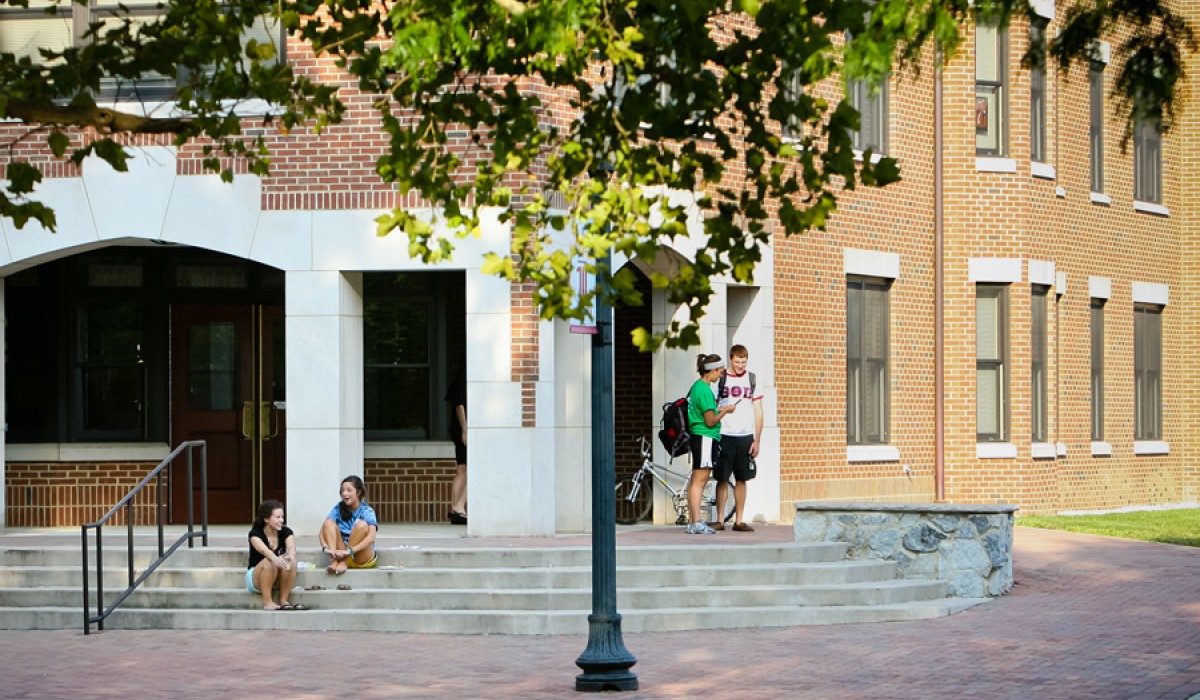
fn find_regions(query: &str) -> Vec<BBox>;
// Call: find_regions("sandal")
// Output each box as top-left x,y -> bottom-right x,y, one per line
279,603 -> 310,611
305,585 -> 325,591
336,584 -> 352,591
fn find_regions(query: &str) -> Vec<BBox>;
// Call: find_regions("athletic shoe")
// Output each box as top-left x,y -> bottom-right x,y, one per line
732,522 -> 754,532
708,521 -> 725,531
686,521 -> 716,535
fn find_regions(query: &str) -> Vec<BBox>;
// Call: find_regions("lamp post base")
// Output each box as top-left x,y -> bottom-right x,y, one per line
575,613 -> 638,692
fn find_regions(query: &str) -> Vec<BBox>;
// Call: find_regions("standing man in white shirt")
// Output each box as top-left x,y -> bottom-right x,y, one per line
713,344 -> 764,532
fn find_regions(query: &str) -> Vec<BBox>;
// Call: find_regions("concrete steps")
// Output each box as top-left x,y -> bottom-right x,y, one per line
0,541 -> 987,634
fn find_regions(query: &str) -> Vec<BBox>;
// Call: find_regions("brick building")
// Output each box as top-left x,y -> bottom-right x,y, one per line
0,3 -> 1194,534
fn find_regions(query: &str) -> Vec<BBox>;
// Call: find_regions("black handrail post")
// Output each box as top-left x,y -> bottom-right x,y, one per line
81,525 -> 90,634
95,525 -> 105,632
199,444 -> 208,547
575,246 -> 638,692
156,471 -> 164,557
186,450 -> 195,548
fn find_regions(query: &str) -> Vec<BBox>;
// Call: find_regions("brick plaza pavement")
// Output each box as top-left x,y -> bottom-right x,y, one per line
1,525 -> 1198,699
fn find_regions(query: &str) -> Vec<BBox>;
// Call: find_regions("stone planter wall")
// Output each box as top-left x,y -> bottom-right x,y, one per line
793,502 -> 1019,598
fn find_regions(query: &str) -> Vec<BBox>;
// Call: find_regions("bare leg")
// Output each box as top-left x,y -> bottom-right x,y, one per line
734,480 -> 748,524
687,469 -> 711,525
348,520 -> 374,566
450,463 -> 467,515
276,562 -> 297,605
715,481 -> 730,524
319,519 -> 346,574
253,560 -> 280,609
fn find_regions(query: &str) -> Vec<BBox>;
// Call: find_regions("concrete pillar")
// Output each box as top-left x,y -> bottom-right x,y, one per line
0,280 -> 6,528
285,271 -> 364,529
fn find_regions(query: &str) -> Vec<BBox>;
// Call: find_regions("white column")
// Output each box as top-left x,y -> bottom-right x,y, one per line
0,280 -> 6,528
284,271 -> 364,529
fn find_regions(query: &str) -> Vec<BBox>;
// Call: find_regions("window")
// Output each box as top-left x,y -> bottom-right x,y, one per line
846,277 -> 890,445
1089,61 -> 1105,193
1029,19 -> 1047,163
1090,299 -> 1104,441
363,272 -> 465,441
1134,114 -> 1163,204
975,20 -> 1008,156
1134,304 -> 1162,440
976,284 -> 1009,442
0,0 -> 283,99
848,76 -> 889,154
780,63 -> 805,140
1030,286 -> 1048,442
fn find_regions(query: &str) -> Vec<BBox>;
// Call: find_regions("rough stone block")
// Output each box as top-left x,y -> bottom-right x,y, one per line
902,523 -> 946,553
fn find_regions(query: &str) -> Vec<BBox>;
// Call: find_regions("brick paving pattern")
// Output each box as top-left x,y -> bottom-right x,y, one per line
1,526 -> 1198,699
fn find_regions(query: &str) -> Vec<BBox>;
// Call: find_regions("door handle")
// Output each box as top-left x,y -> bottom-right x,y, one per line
241,401 -> 255,440
260,402 -> 279,441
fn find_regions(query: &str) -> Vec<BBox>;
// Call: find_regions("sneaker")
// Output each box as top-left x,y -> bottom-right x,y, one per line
686,521 -> 716,535
708,521 -> 725,531
732,522 -> 754,532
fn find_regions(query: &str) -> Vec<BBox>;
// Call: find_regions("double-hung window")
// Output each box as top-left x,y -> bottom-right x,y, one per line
1134,304 -> 1163,440
1030,286 -> 1048,442
846,277 -> 890,445
1134,113 -> 1163,204
1089,61 -> 1105,193
977,284 -> 1010,442
975,19 -> 1008,156
1029,18 -> 1048,164
1090,299 -> 1105,441
848,76 -> 889,154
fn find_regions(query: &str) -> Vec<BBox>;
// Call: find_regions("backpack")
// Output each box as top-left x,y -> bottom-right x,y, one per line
657,396 -> 692,458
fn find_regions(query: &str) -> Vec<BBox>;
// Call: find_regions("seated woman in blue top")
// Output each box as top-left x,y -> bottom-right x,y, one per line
318,475 -> 379,575
247,499 -> 303,610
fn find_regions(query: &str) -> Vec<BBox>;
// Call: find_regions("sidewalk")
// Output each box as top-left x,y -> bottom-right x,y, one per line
2,526 -> 1199,699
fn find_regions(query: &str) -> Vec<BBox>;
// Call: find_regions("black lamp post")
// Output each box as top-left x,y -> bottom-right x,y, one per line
575,169 -> 638,692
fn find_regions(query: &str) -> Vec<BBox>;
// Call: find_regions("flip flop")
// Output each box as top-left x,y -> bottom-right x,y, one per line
332,568 -> 347,576
336,584 -> 352,591
263,604 -> 281,611
305,585 -> 325,591
279,603 -> 310,611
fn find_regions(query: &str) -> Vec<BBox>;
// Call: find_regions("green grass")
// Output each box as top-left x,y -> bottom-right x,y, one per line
1018,508 -> 1200,547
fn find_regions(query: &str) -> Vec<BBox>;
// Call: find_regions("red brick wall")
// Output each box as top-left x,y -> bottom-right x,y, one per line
363,458 -> 458,522
5,462 -> 161,527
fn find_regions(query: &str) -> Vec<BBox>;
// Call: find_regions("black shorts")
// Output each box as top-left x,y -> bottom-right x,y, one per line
451,435 -> 467,465
714,434 -> 756,483
689,434 -> 721,470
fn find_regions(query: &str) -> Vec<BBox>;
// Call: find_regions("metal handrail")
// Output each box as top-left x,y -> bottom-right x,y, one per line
81,440 -> 208,634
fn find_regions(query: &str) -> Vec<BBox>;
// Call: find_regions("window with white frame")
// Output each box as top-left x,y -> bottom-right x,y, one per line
977,284 -> 1009,442
1029,18 -> 1048,164
1030,285 -> 1048,442
848,76 -> 889,154
779,63 -> 805,141
1089,61 -> 1105,193
975,19 -> 1008,156
1134,304 -> 1162,440
846,276 -> 890,445
1090,299 -> 1104,441
1134,113 -> 1163,204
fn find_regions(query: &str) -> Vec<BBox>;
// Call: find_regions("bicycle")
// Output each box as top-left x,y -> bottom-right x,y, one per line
615,436 -> 736,526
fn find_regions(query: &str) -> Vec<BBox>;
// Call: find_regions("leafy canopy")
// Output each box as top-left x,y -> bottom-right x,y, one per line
0,0 -> 1192,348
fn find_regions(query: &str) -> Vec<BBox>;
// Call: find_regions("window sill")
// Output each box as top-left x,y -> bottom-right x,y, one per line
6,442 -> 170,462
1089,192 -> 1112,206
977,442 -> 1017,459
853,150 -> 886,164
847,445 -> 901,462
365,441 -> 455,460
1133,201 -> 1170,217
1057,442 -> 1068,457
976,157 -> 1017,173
1091,441 -> 1113,457
1030,442 -> 1056,459
1133,440 -> 1169,455
1030,162 -> 1056,179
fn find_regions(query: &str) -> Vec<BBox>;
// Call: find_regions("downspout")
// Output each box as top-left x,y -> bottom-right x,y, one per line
934,46 -> 946,502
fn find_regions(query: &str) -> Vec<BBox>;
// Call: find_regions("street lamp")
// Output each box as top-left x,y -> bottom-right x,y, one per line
575,165 -> 638,692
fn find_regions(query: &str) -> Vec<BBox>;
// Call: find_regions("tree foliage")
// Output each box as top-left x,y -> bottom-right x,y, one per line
0,0 -> 1192,348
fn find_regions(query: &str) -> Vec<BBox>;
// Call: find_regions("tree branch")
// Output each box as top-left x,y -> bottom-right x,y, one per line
4,100 -> 195,134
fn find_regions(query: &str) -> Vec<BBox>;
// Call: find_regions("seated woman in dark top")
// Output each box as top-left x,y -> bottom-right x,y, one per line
247,499 -> 304,610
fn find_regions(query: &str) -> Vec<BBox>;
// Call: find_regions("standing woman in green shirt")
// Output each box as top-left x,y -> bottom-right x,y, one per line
685,353 -> 738,534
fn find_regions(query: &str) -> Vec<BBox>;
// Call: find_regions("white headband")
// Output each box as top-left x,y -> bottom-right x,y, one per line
703,359 -> 724,371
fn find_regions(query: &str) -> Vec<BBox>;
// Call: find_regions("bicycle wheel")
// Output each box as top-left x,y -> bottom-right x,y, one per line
615,476 -> 653,525
701,480 -> 737,524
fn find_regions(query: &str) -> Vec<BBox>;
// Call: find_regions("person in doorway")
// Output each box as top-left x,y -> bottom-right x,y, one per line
685,353 -> 738,535
445,366 -> 468,525
247,499 -> 305,610
318,475 -> 379,574
713,344 -> 765,532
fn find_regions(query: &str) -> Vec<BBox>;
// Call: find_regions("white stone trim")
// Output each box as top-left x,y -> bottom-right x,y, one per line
1031,162 -> 1056,179
1055,271 -> 1068,296
1089,40 -> 1111,65
1134,201 -> 1170,217
1030,442 -> 1056,459
847,445 -> 901,462
969,258 -> 1022,284
977,442 -> 1017,459
1055,186 -> 1066,198
1089,276 -> 1111,300
1090,192 -> 1112,206
1031,0 -> 1055,20
1132,282 -> 1169,306
5,443 -> 171,462
365,442 -> 456,460
976,157 -> 1017,173
1028,259 -> 1056,287
1133,440 -> 1169,455
843,248 -> 900,280
1091,441 -> 1113,457
1056,442 -> 1067,456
